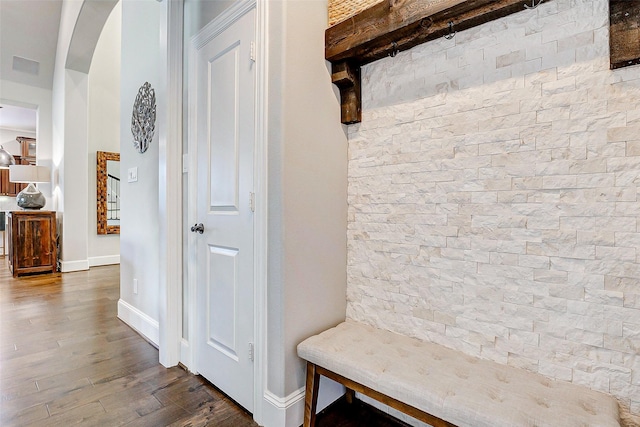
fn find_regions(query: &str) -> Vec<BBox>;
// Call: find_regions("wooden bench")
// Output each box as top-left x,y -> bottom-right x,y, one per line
297,321 -> 621,427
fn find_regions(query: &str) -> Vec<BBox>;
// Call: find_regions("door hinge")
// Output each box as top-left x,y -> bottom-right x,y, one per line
249,343 -> 254,362
250,41 -> 256,62
249,192 -> 255,212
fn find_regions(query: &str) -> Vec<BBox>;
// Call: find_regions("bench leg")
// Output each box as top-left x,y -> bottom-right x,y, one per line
304,362 -> 321,427
345,388 -> 355,404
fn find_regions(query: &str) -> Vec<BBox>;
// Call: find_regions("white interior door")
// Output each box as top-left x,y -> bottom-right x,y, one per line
193,8 -> 256,412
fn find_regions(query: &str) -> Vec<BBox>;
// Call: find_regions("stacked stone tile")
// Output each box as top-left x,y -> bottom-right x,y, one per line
346,0 -> 640,424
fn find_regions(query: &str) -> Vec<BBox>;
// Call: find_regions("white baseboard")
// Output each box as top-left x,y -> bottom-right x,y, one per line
260,377 -> 344,427
89,255 -> 120,267
117,299 -> 159,346
60,259 -> 90,272
262,388 -> 305,427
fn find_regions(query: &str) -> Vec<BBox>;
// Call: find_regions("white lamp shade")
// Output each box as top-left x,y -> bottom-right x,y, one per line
9,165 -> 50,183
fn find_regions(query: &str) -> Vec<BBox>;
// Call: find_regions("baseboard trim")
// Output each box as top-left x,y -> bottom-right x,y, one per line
60,259 -> 90,272
260,377 -> 344,427
88,255 -> 120,267
117,299 -> 159,346
262,388 -> 305,427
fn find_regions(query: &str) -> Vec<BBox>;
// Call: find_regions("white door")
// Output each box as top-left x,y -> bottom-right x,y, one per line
193,9 -> 256,412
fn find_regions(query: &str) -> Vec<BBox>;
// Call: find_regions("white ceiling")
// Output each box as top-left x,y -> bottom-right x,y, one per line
0,104 -> 37,133
0,0 -> 62,132
0,0 -> 63,91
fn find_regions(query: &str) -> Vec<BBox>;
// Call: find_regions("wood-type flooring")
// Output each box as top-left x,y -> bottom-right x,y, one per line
0,260 -> 408,427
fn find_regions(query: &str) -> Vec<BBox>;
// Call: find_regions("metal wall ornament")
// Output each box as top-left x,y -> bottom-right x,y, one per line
131,82 -> 157,154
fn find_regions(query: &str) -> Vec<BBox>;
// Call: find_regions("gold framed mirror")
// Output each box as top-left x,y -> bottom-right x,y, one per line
97,151 -> 120,235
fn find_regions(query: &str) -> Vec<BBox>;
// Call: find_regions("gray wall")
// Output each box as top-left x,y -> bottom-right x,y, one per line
87,2 -> 120,265
119,0 -> 163,335
268,0 -> 349,398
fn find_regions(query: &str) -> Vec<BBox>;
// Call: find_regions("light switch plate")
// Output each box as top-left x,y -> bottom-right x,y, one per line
128,167 -> 138,183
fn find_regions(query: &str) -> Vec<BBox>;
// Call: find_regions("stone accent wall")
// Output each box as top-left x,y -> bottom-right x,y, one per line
346,0 -> 640,422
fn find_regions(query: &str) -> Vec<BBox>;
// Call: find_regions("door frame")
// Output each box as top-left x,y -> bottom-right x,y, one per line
160,0 -> 184,369
182,0 -> 268,423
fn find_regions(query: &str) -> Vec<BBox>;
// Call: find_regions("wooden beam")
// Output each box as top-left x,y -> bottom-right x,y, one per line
326,0 -> 544,65
609,0 -> 640,69
326,0 -> 552,124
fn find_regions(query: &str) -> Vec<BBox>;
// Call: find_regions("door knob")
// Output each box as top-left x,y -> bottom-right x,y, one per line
191,223 -> 204,234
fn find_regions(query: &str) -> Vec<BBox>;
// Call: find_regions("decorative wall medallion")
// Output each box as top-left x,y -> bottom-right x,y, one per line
131,82 -> 156,153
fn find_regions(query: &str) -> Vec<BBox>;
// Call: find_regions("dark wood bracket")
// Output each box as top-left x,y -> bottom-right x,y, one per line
332,61 -> 362,124
609,0 -> 640,69
326,0 -> 555,125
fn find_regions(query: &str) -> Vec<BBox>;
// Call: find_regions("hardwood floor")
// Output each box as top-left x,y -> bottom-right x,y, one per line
0,259 -> 407,427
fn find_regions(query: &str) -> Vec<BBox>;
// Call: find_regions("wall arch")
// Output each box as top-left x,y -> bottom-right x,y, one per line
55,0 -> 119,272
66,0 -> 118,73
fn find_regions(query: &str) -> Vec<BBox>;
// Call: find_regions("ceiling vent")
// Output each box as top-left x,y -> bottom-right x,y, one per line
12,56 -> 40,76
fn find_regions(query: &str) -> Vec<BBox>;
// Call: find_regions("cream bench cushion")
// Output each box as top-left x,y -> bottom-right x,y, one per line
297,321 -> 621,427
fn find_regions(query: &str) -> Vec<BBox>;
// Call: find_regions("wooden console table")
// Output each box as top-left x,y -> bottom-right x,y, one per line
8,211 -> 57,277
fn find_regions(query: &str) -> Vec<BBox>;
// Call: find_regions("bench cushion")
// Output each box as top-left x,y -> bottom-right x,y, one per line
297,321 -> 620,427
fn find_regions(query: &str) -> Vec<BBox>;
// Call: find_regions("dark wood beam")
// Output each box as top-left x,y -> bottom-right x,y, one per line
609,0 -> 640,69
326,0 -> 552,124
